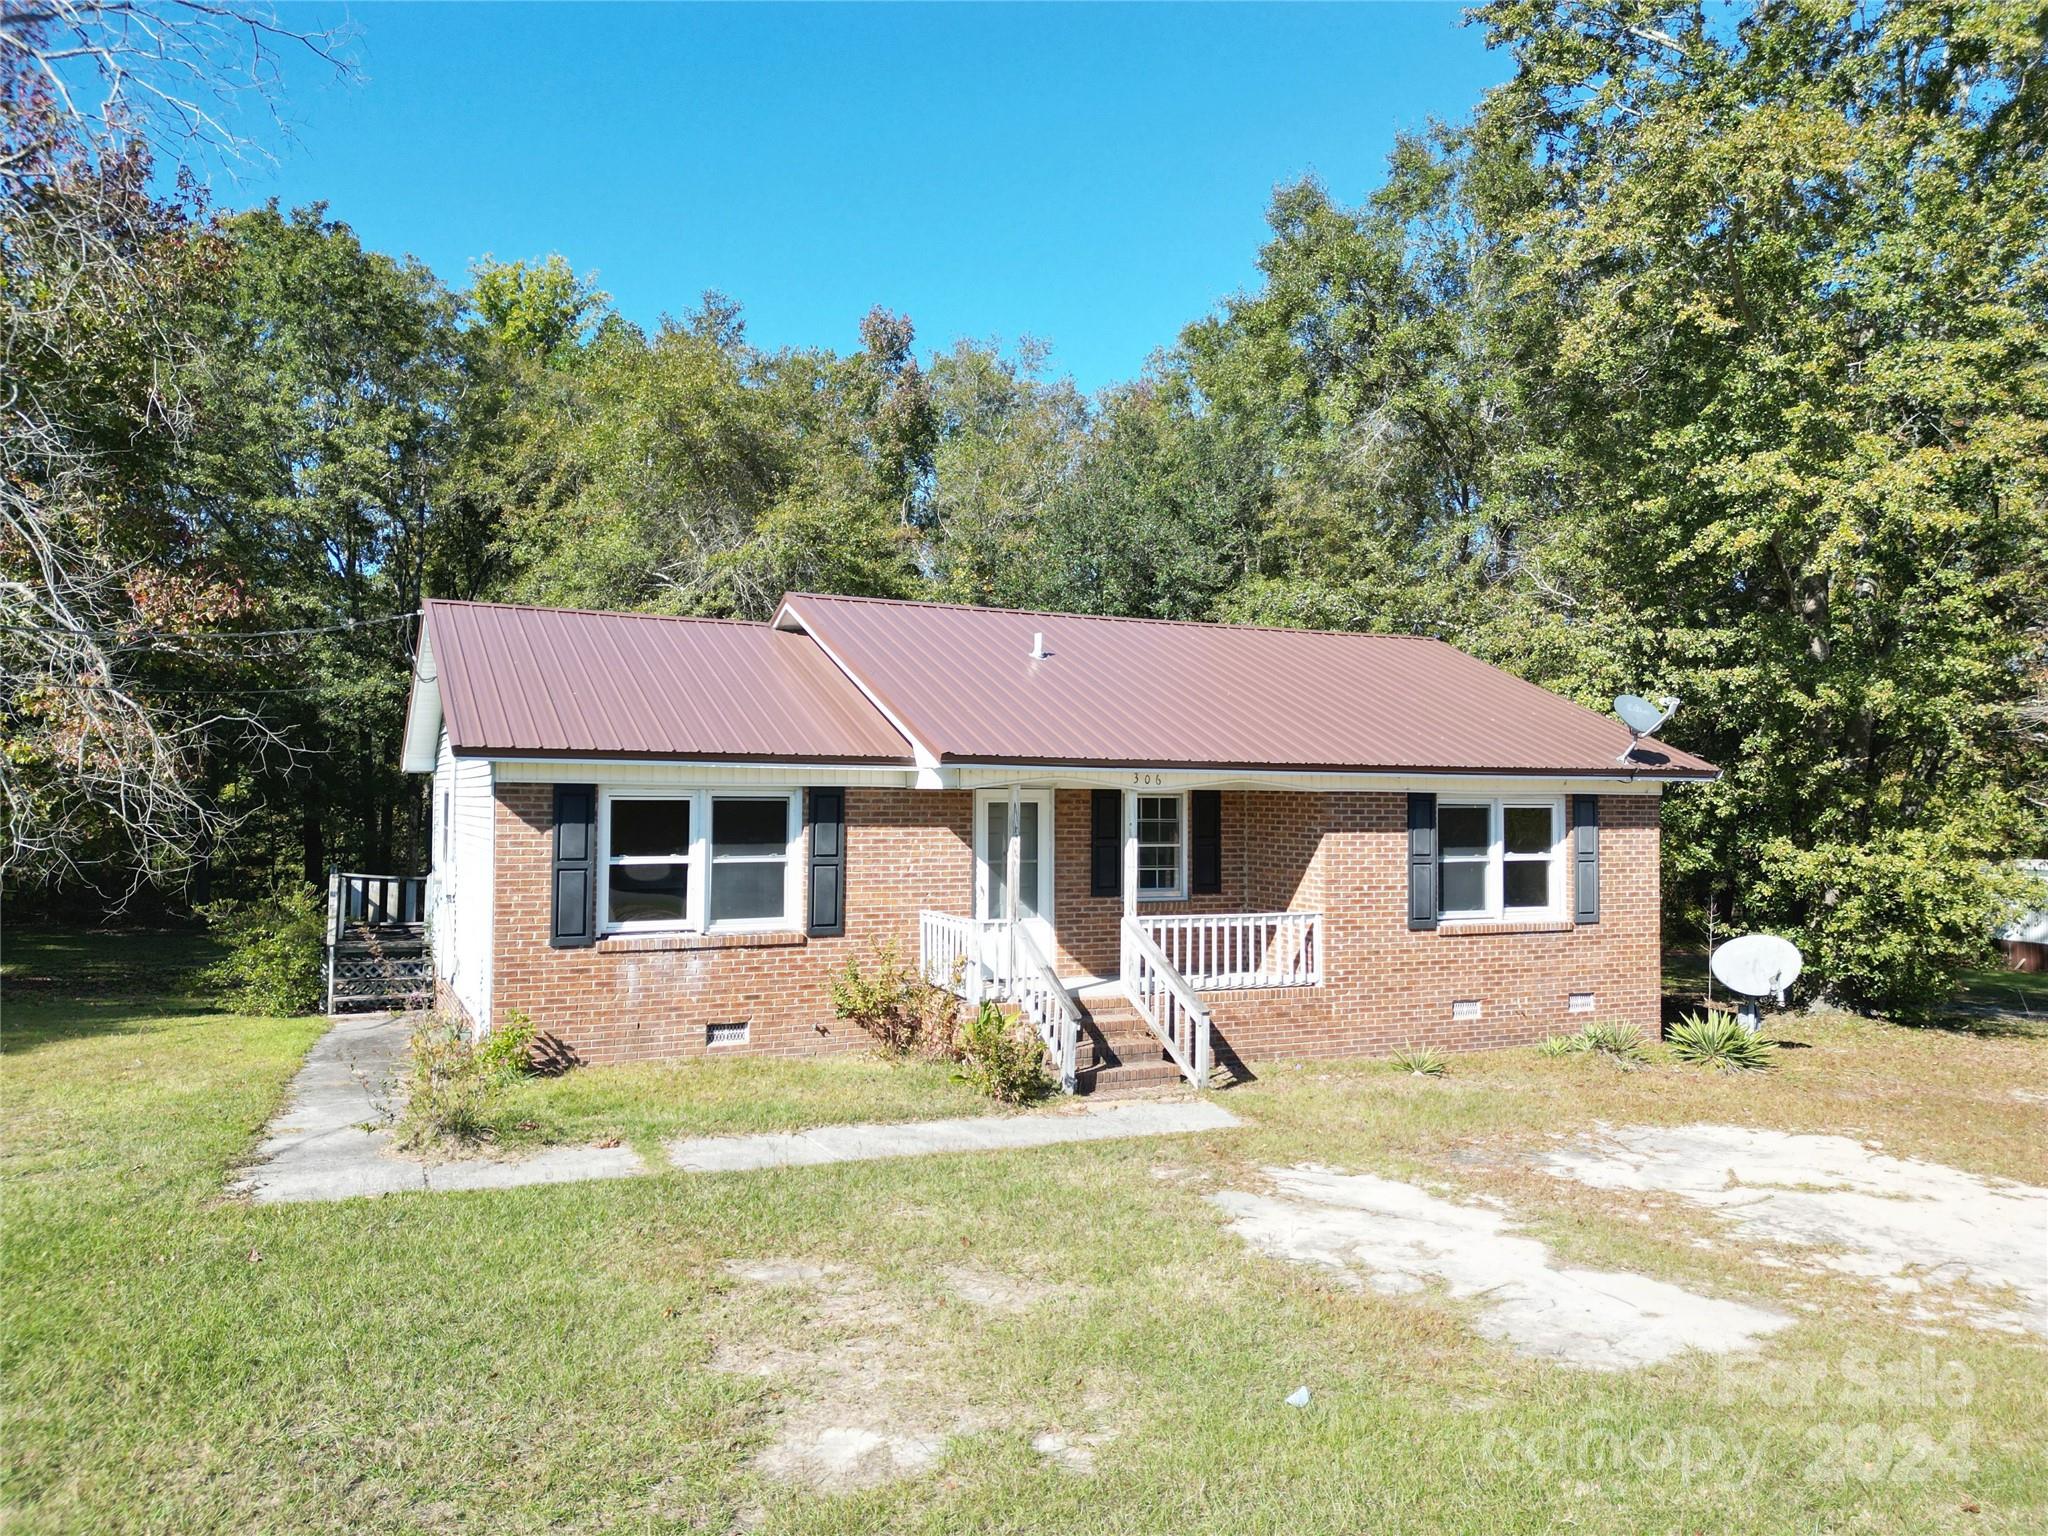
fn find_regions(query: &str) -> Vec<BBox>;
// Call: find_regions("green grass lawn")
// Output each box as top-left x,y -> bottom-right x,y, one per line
487,1055 -> 992,1160
5,930 -> 2045,1534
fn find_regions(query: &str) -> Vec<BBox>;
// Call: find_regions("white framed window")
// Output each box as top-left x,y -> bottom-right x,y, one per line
603,792 -> 694,932
707,795 -> 796,930
1437,801 -> 1493,917
1136,793 -> 1186,900
1436,797 -> 1565,920
598,789 -> 800,935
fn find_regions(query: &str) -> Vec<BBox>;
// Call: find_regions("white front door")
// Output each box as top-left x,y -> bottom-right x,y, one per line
974,790 -> 1055,963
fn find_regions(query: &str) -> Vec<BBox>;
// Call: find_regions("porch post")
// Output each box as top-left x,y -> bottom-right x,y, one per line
1005,783 -> 1021,989
1121,790 -> 1138,981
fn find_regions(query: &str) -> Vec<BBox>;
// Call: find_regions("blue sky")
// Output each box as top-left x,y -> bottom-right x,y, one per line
231,4 -> 1507,392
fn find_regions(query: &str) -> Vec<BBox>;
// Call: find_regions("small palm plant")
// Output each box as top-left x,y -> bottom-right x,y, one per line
1390,1046 -> 1448,1077
1667,1011 -> 1776,1071
1581,1021 -> 1648,1062
1537,1021 -> 1647,1065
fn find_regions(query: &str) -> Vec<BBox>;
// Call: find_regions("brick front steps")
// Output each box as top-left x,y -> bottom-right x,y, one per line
1072,1000 -> 1188,1097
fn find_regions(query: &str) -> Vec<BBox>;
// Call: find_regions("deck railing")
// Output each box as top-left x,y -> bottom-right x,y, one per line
327,871 -> 429,935
325,870 -> 430,1015
1136,910 -> 1322,991
1120,915 -> 1213,1088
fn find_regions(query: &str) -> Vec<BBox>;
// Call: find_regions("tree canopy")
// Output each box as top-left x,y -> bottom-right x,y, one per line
5,0 -> 2042,1016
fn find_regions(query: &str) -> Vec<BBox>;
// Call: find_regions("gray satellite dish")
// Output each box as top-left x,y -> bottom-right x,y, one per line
1614,694 -> 1680,762
1709,933 -> 1803,1033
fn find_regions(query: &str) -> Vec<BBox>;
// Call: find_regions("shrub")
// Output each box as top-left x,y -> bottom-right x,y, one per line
394,1012 -> 550,1150
1390,1046 -> 1447,1077
831,942 -> 961,1059
1538,1020 -> 1647,1064
395,1016 -> 496,1149
953,1000 -> 1050,1105
199,882 -> 326,1015
475,1008 -> 538,1081
1753,832 -> 2029,1022
1667,1010 -> 1777,1071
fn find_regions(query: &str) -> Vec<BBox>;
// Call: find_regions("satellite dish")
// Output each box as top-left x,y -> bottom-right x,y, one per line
1614,694 -> 1680,762
1709,933 -> 1804,1034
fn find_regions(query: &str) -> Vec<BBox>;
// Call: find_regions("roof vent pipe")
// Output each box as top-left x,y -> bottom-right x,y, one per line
1030,631 -> 1046,660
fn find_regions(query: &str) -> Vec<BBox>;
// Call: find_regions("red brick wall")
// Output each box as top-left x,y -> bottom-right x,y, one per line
489,783 -> 971,1065
1202,792 -> 1662,1068
1047,789 -> 1268,978
486,782 -> 1661,1070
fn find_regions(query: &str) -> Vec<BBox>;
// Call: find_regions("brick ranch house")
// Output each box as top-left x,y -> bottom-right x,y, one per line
401,593 -> 1716,1093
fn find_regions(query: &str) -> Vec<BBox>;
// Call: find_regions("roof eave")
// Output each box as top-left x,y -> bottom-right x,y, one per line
448,746 -> 916,767
934,751 -> 1717,781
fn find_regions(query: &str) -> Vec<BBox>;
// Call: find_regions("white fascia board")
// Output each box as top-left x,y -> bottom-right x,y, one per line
772,597 -> 943,772
399,624 -> 442,774
476,757 -> 1683,796
939,763 -> 1685,796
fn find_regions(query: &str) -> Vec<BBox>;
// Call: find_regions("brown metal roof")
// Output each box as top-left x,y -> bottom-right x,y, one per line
777,593 -> 1718,779
423,599 -> 914,763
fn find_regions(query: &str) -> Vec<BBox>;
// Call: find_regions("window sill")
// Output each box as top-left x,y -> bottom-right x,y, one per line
597,929 -> 807,954
1436,917 -> 1574,937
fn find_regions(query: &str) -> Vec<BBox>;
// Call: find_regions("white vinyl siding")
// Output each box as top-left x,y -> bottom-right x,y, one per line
431,727 -> 494,1030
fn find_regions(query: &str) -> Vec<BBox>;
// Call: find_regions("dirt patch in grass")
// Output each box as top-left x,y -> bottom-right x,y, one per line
1540,1124 -> 2048,1337
1211,1165 -> 1792,1370
713,1258 -> 985,1493
712,1256 -> 1119,1492
939,1263 -> 1066,1313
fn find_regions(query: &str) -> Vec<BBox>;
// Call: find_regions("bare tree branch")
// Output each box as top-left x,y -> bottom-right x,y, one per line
1,1 -> 339,892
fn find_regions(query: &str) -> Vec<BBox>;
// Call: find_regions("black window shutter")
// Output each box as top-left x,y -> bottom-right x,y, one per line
1090,789 -> 1122,898
1191,790 -> 1223,895
1572,794 -> 1600,925
807,787 -> 846,937
1407,792 -> 1438,931
550,784 -> 597,948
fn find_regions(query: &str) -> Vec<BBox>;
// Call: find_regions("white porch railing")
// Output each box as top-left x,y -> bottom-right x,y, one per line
1121,915 -> 1213,1088
1137,911 -> 1322,991
919,910 -> 1008,1003
1011,925 -> 1082,1094
920,911 -> 1079,1092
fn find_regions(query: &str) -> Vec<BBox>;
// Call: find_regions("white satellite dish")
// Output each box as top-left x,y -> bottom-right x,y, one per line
1709,933 -> 1804,1033
1614,694 -> 1680,762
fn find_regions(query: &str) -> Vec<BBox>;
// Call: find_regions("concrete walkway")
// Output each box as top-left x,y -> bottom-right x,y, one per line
235,1014 -> 1244,1204
233,1012 -> 643,1204
666,1099 -> 1243,1173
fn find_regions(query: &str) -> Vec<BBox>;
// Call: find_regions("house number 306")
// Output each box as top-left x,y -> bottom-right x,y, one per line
1130,772 -> 1165,786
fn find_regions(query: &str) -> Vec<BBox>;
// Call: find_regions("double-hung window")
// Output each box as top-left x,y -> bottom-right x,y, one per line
600,790 -> 798,934
708,797 -> 793,926
1136,793 -> 1186,900
1437,802 -> 1493,917
1436,797 -> 1564,920
605,796 -> 694,929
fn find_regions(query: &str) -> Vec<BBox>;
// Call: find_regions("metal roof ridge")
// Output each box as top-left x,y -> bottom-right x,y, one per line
778,590 -> 1452,643
423,596 -> 772,630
